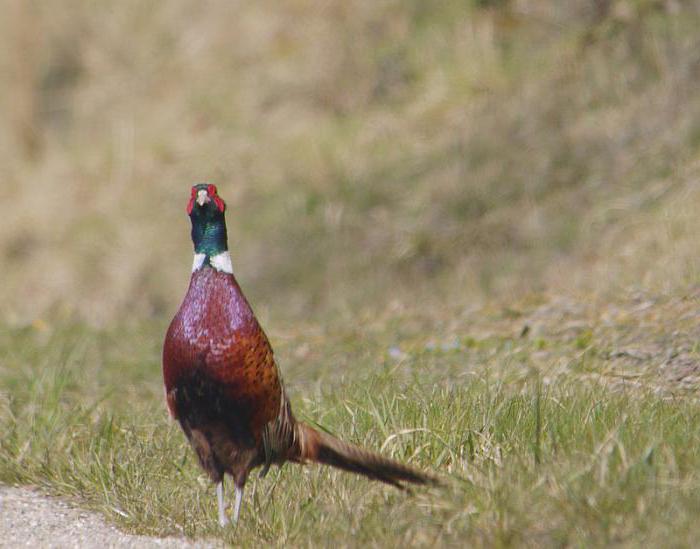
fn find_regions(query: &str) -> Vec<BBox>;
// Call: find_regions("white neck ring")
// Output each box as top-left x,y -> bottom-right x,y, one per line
192,251 -> 233,274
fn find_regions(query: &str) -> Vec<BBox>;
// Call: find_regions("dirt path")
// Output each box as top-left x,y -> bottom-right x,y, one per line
0,486 -> 218,548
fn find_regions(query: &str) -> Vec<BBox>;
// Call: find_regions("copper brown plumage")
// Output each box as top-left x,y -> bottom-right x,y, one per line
163,183 -> 437,526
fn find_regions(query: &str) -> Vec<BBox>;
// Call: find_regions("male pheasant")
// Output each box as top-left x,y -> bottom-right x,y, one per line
163,183 -> 436,526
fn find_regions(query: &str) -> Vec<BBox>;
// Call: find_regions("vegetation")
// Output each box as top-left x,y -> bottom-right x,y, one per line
2,0 -> 700,546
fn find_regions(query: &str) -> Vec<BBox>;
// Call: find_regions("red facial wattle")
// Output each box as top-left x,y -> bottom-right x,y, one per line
207,184 -> 226,212
186,187 -> 197,215
186,184 -> 225,214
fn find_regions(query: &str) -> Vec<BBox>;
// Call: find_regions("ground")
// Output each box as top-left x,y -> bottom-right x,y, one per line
0,486 -> 217,548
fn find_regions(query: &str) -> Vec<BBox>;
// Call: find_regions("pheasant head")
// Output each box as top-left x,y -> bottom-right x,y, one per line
187,183 -> 232,273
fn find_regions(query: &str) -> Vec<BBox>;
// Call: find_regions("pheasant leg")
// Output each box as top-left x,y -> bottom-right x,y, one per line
216,480 -> 228,527
232,484 -> 244,525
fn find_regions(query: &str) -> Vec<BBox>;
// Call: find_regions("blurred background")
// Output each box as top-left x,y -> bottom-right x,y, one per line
2,0 -> 700,326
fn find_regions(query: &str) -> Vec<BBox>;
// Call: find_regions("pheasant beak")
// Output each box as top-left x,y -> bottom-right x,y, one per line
196,189 -> 210,206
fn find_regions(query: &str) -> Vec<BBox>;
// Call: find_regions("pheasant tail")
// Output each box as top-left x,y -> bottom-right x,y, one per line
293,422 -> 438,489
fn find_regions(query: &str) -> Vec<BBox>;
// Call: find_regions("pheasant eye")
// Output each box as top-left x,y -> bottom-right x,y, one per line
207,184 -> 218,196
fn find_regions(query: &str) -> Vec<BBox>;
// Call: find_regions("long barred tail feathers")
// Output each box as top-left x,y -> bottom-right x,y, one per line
294,422 -> 439,489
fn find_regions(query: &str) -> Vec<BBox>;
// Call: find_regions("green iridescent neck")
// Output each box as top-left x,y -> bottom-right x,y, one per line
190,208 -> 228,259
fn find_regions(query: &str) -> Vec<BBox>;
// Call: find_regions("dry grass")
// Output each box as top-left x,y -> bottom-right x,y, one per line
1,0 -> 699,323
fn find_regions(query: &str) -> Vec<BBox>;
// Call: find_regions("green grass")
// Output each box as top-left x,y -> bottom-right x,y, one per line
2,306 -> 700,547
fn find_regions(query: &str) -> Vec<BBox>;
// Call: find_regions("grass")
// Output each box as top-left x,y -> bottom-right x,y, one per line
3,294 -> 700,546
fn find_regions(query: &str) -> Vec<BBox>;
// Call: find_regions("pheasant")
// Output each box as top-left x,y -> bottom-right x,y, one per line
163,183 -> 436,526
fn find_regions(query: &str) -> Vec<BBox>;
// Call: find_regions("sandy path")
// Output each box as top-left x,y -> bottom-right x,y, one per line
0,486 -> 219,549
